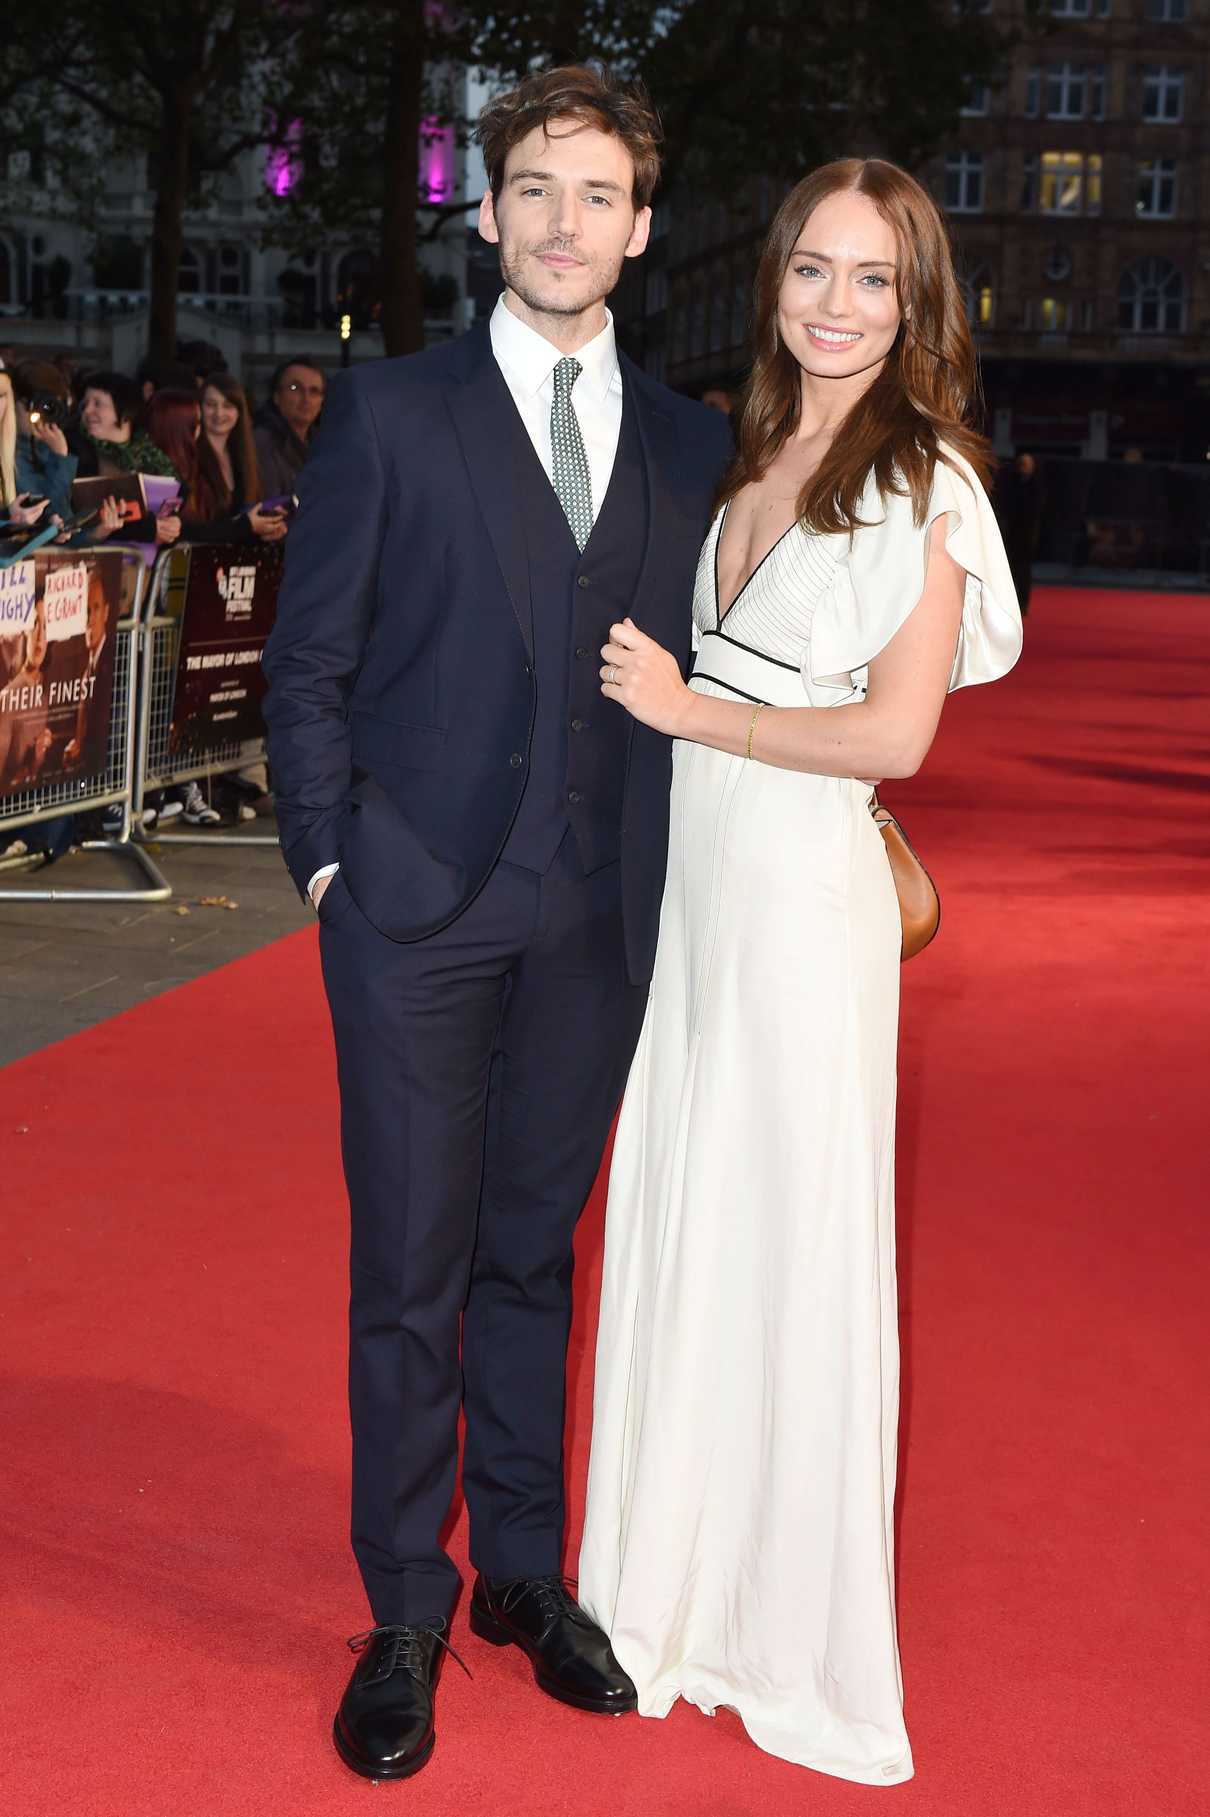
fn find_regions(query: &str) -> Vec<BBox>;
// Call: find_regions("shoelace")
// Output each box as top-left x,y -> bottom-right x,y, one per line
496,1574 -> 592,1630
346,1619 -> 471,1679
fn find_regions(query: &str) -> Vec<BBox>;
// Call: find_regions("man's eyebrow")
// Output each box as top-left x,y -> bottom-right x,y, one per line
792,248 -> 897,269
510,168 -> 625,192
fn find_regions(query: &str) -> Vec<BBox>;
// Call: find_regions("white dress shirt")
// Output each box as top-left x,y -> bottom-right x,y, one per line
307,295 -> 624,906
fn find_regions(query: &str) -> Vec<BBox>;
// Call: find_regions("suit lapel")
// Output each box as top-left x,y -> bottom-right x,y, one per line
446,327 -> 534,658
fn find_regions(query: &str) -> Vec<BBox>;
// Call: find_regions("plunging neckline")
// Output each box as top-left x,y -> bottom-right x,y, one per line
714,499 -> 799,627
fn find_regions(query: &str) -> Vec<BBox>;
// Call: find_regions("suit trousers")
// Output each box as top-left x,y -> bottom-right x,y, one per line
318,831 -> 648,1625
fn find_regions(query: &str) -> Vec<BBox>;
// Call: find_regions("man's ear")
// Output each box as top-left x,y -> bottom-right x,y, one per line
478,189 -> 500,246
624,205 -> 652,261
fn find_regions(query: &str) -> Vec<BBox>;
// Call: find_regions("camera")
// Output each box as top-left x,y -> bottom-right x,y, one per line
26,392 -> 70,430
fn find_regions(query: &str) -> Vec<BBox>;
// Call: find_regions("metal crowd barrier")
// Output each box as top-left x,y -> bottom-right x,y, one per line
132,545 -> 279,849
0,546 -> 170,904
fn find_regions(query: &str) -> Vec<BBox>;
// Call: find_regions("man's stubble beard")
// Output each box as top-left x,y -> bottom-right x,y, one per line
499,239 -> 625,322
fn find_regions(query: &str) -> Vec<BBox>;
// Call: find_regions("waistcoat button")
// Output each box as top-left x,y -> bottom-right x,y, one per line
575,645 -> 591,660
576,575 -> 591,589
571,718 -> 586,733
509,753 -> 523,769
567,789 -> 583,805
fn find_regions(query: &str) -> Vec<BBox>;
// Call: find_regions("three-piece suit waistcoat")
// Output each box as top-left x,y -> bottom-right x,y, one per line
501,389 -> 648,874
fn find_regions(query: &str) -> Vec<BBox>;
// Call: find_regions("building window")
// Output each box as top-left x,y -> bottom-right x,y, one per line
1141,66 -> 1184,121
1049,0 -> 1111,14
1039,151 -> 1102,215
1145,0 -> 1185,18
962,264 -> 995,328
1118,258 -> 1185,332
944,151 -> 984,213
0,235 -> 16,308
1039,297 -> 1072,331
1044,245 -> 1073,282
1024,70 -> 1040,118
961,79 -> 991,117
177,244 -> 203,293
216,244 -> 244,297
1136,159 -> 1178,218
1021,155 -> 1038,211
1044,63 -> 1106,119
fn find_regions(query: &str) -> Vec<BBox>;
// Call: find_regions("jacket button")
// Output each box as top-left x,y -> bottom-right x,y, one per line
509,753 -> 523,769
571,717 -> 586,733
575,645 -> 591,660
523,662 -> 532,677
576,575 -> 591,589
567,789 -> 583,805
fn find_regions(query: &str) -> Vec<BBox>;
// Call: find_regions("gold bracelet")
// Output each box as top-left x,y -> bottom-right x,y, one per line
746,702 -> 764,761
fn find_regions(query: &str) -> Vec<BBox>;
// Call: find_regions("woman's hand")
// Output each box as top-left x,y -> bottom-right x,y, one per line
600,618 -> 698,737
10,494 -> 49,527
246,504 -> 288,541
154,506 -> 181,546
31,418 -> 69,458
94,496 -> 122,539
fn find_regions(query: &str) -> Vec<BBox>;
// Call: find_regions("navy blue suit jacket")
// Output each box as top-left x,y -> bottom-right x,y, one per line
262,321 -> 732,983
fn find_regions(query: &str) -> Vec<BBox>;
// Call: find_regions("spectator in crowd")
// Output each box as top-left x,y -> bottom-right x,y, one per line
8,362 -> 78,524
197,374 -> 288,544
146,384 -> 288,548
0,370 -> 52,533
143,384 -> 281,823
700,385 -> 734,416
253,357 -> 325,499
137,353 -> 200,404
75,371 -> 179,481
995,450 -> 1044,617
73,371 -> 181,549
178,339 -> 228,388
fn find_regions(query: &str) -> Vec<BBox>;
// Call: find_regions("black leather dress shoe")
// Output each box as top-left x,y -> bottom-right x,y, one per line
332,1621 -> 449,1780
469,1574 -> 637,1715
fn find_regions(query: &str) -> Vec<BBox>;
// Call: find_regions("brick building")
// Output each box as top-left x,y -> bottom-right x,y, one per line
620,0 -> 1210,461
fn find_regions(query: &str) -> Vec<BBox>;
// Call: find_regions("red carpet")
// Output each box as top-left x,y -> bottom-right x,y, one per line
2,586 -> 1207,1816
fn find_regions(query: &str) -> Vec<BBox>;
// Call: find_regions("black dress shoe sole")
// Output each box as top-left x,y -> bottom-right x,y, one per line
469,1602 -> 638,1716
331,1718 -> 436,1781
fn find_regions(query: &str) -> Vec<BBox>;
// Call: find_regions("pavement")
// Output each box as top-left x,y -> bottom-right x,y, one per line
0,821 -> 310,1067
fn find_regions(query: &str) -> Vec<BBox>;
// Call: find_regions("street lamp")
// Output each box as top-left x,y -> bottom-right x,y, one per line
340,312 -> 352,368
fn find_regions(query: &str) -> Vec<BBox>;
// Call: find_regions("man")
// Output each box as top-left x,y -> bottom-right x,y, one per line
253,356 -> 326,499
263,63 -> 732,1783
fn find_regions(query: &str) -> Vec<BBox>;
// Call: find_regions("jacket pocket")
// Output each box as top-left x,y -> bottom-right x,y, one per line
350,708 -> 447,773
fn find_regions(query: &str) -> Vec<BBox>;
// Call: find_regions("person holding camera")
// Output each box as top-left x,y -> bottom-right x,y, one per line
7,362 -> 78,525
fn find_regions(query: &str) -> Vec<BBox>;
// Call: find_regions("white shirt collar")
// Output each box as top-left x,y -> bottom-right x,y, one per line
489,293 -> 619,405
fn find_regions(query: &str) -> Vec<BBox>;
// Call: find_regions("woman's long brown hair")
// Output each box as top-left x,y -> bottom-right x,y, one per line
194,372 -> 261,520
720,159 -> 991,534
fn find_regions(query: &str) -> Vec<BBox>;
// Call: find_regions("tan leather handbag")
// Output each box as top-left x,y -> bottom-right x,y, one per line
870,794 -> 940,962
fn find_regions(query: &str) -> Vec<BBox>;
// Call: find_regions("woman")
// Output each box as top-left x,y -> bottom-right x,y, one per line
5,364 -> 78,525
76,371 -> 179,482
0,370 -> 51,534
193,372 -> 287,545
578,161 -> 1022,1785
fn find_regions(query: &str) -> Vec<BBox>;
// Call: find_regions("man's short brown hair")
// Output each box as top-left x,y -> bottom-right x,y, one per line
474,64 -> 662,211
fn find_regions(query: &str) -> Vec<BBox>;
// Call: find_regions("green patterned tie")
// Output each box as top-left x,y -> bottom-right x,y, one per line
550,356 -> 593,551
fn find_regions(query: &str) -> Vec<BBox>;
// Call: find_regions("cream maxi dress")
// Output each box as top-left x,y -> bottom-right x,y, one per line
578,448 -> 1022,1786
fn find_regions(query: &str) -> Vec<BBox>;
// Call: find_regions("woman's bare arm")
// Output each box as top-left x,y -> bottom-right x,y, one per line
601,516 -> 965,780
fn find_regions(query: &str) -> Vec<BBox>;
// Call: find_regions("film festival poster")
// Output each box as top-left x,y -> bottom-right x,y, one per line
168,544 -> 283,755
0,551 -> 124,803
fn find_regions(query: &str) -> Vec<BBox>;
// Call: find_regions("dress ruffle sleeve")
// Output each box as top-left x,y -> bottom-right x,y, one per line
805,447 -> 1023,699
